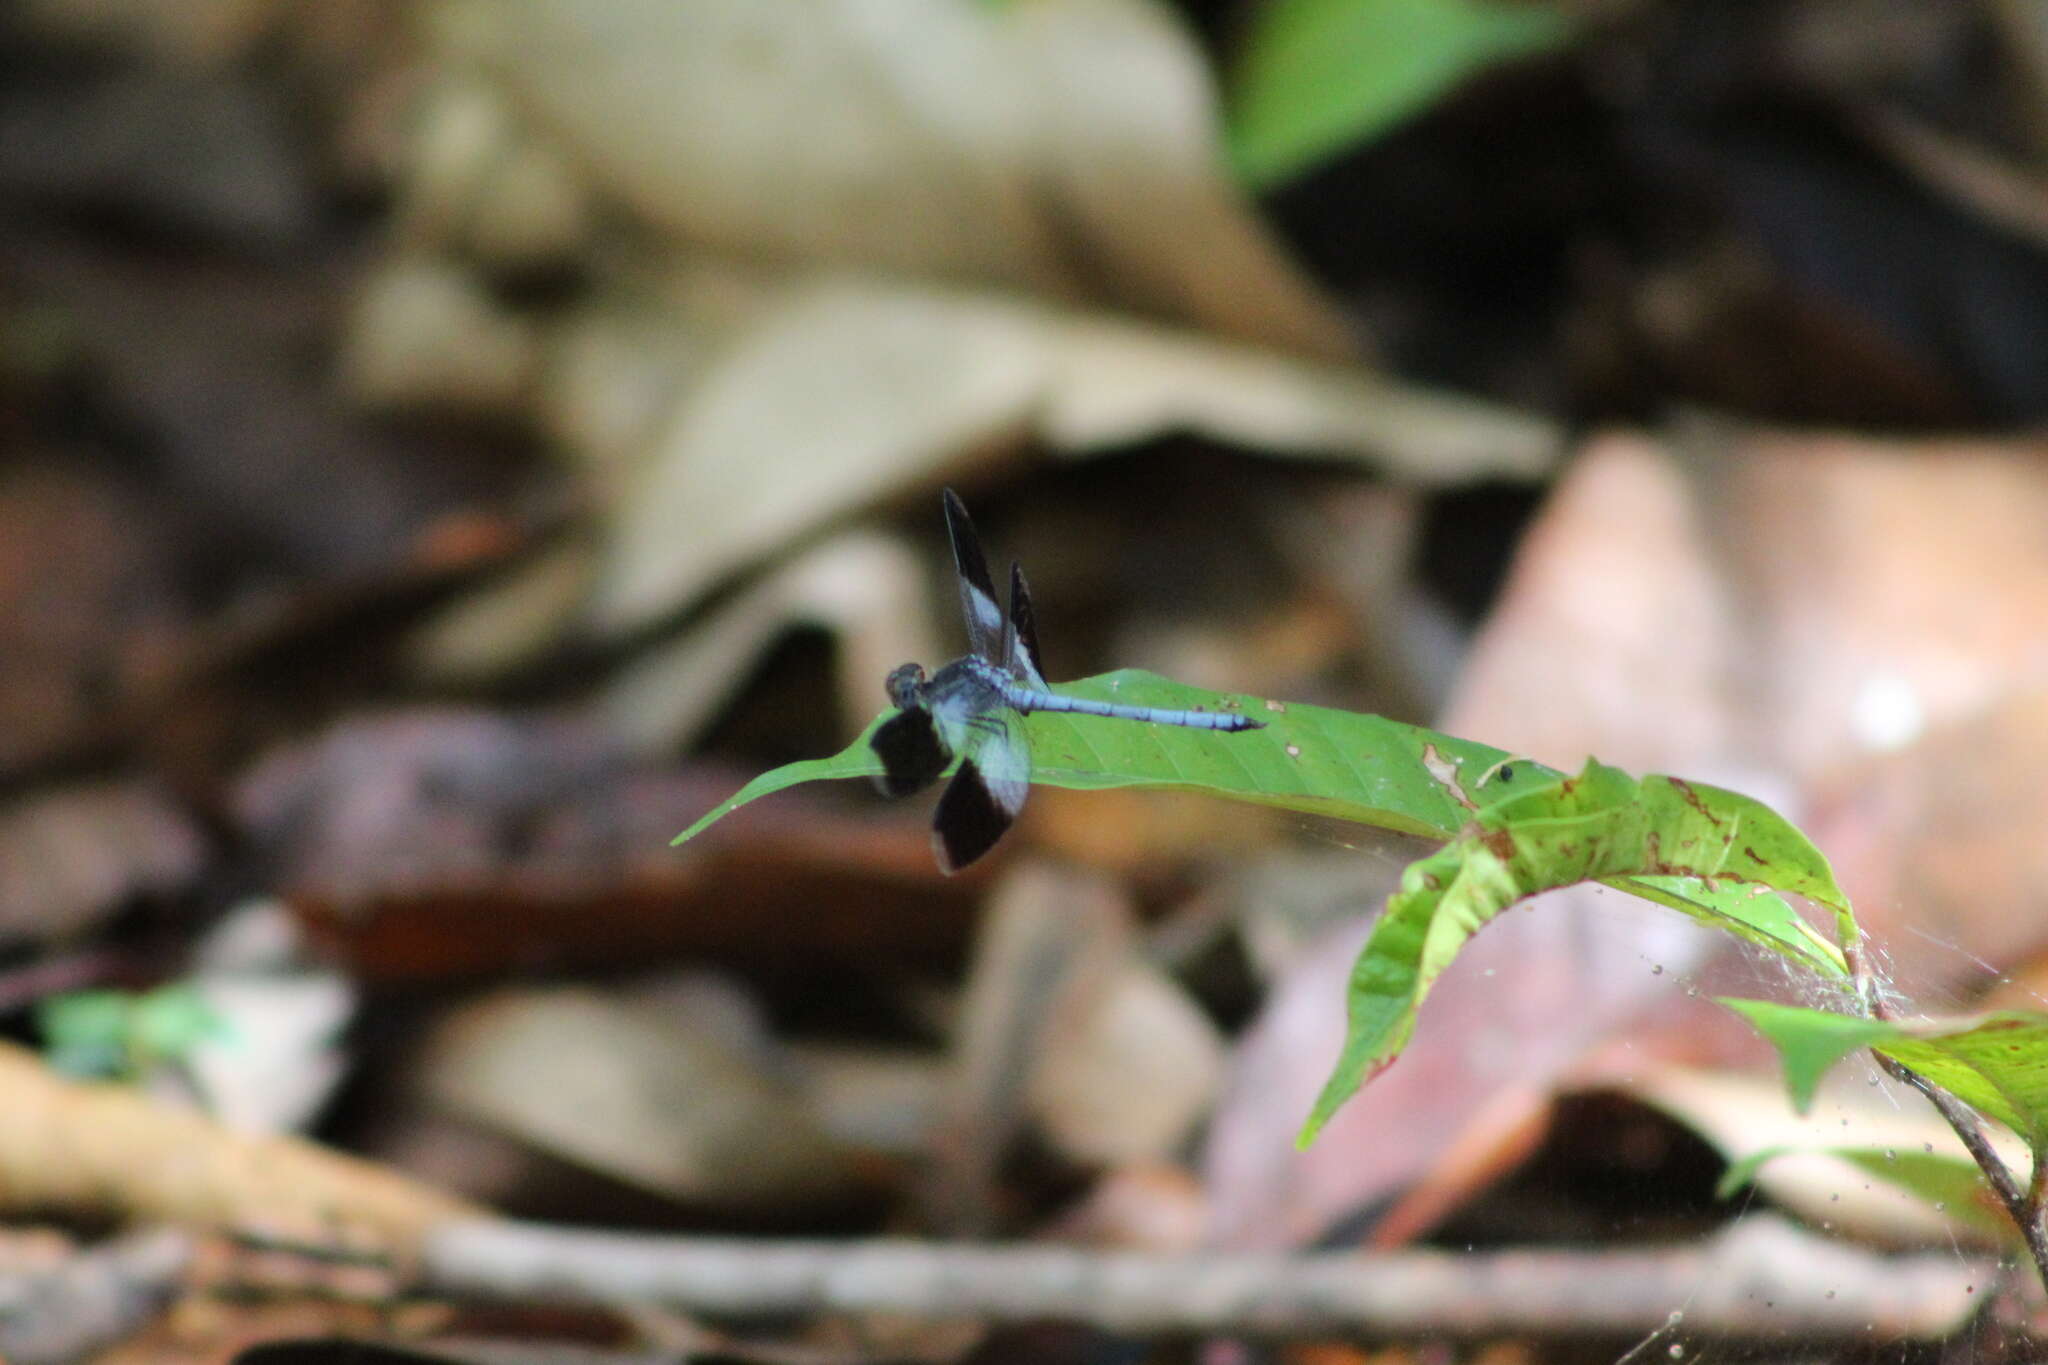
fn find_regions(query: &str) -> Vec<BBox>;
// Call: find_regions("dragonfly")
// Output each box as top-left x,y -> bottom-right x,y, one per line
872,489 -> 1263,873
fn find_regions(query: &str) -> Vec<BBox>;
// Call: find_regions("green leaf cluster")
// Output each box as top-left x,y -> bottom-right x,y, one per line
38,984 -> 228,1081
1724,1000 -> 2048,1155
676,668 -> 2048,1246
1227,0 -> 1576,187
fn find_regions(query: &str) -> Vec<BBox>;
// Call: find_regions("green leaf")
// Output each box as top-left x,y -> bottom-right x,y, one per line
1716,999 -> 1899,1113
1724,1001 -> 2048,1154
675,669 -> 1536,849
38,990 -> 135,1078
127,985 -> 230,1068
36,984 -> 227,1080
1719,1143 -> 2014,1244
1832,1147 -> 2014,1242
680,675 -> 1848,969
1296,762 -> 1854,1143
675,672 -> 1855,1145
1878,1014 -> 2048,1151
1714,1143 -> 1789,1200
1228,0 -> 1575,187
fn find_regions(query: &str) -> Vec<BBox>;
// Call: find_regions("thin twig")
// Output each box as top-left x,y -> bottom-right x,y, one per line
1877,1055 -> 2029,1220
422,1215 -> 1984,1341
1863,983 -> 2048,1290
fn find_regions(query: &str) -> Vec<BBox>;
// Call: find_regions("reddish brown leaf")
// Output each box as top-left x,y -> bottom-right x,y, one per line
236,709 -> 982,980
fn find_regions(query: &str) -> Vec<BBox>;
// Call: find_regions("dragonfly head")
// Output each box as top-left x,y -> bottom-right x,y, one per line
885,663 -> 928,710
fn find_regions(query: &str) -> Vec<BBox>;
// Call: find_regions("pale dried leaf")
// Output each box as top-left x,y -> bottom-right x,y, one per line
788,1043 -> 945,1158
1442,431 -> 1737,774
597,532 -> 937,756
591,275 -> 1558,633
404,539 -> 599,686
426,0 -> 1351,355
341,256 -> 541,413
1805,687 -> 2048,998
1031,961 -> 1224,1166
414,988 -> 859,1207
1709,426 -> 2048,774
398,72 -> 594,267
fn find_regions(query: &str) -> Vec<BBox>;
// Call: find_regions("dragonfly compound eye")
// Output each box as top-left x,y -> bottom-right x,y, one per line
886,664 -> 927,709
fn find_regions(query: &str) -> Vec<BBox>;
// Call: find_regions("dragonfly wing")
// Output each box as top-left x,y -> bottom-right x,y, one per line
870,708 -> 949,797
1005,560 -> 1049,689
943,488 -> 1005,662
931,711 -> 1031,872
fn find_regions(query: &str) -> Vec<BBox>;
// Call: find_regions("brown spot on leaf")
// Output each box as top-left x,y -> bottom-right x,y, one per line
1667,777 -> 1725,830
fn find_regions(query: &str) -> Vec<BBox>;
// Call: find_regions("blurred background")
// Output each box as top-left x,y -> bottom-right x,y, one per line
1,0 -> 2046,1358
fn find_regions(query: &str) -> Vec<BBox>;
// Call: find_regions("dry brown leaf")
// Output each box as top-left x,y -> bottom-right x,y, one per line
16,248 -> 498,587
1211,423 -> 2048,1248
1204,897 -> 1722,1249
0,462 -> 185,776
1441,431 -> 1738,775
17,0 -> 282,64
1805,688 -> 2048,999
235,709 -> 985,981
925,862 -> 1125,1233
360,0 -> 1566,650
1709,426 -> 2048,774
1449,425 -> 2048,777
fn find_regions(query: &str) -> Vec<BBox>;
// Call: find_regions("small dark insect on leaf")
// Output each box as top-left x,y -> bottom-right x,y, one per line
874,489 -> 1263,872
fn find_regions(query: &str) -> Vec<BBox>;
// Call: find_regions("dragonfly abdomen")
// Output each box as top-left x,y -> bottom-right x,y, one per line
1000,685 -> 1260,731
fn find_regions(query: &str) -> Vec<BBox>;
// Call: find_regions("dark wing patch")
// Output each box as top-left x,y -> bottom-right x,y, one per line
932,754 -> 1023,873
943,488 -> 1005,662
870,709 -> 949,797
1006,560 -> 1048,688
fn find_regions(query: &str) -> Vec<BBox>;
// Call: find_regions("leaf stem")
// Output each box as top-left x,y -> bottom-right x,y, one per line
1868,988 -> 2048,1289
